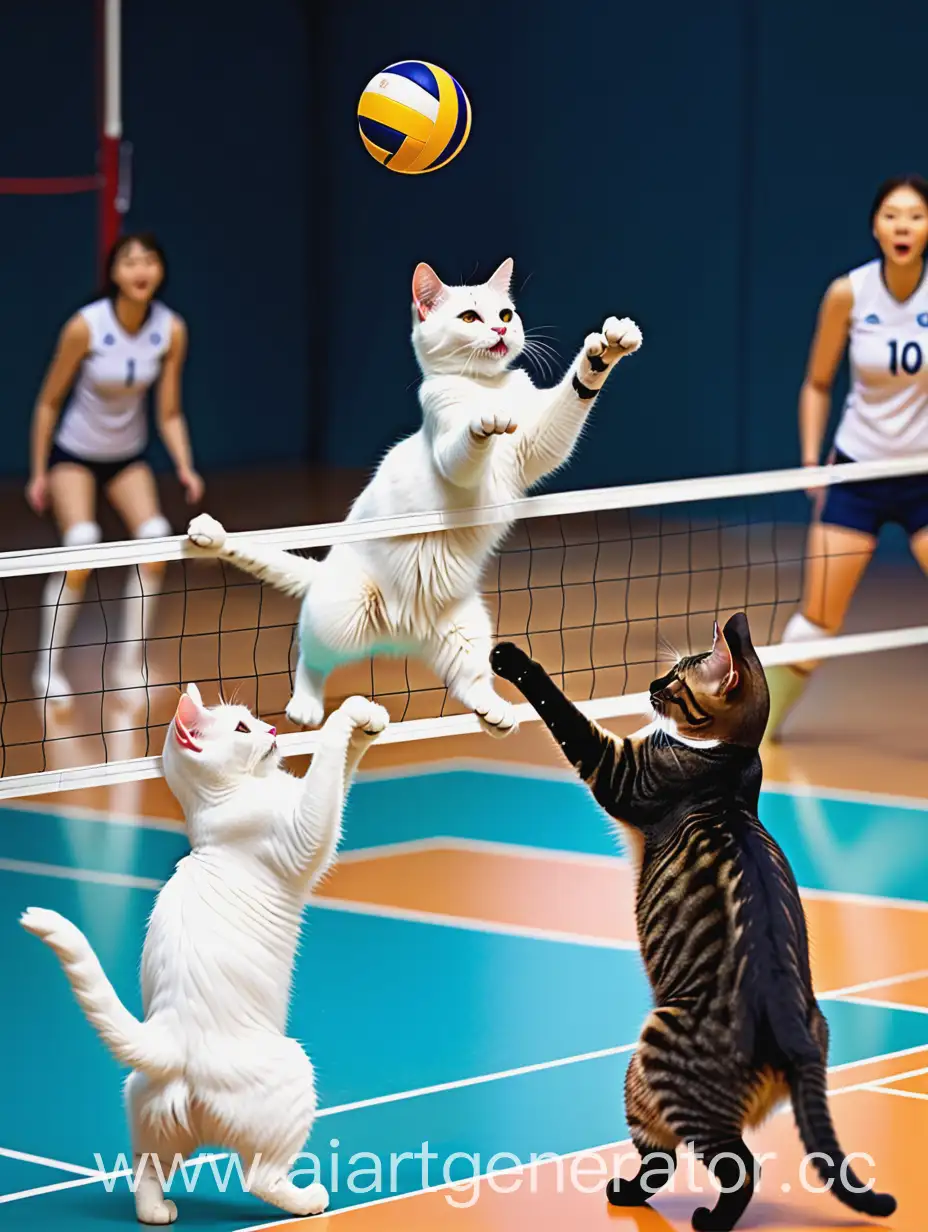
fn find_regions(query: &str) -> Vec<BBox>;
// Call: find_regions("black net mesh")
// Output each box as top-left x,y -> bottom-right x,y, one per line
0,494 -> 829,784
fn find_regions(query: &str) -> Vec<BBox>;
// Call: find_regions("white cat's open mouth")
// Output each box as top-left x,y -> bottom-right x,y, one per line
487,340 -> 508,357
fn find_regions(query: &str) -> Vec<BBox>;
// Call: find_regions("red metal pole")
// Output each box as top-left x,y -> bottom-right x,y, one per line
97,0 -> 122,278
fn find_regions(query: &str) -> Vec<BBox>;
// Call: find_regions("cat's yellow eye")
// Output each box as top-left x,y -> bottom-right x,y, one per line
500,308 -> 513,323
235,721 -> 250,733
458,310 -> 481,323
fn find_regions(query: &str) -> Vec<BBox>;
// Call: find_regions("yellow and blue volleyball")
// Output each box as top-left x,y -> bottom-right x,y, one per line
357,61 -> 471,174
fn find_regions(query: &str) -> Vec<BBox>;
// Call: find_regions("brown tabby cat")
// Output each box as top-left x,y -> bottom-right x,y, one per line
491,613 -> 896,1232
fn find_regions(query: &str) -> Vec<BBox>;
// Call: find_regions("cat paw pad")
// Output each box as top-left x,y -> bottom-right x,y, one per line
187,513 -> 227,552
470,411 -> 517,438
286,695 -> 325,729
474,697 -> 518,738
490,642 -> 529,681
602,316 -> 642,356
340,696 -> 390,736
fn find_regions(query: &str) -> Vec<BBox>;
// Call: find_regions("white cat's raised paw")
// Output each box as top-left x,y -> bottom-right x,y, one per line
286,694 -> 325,729
339,695 -> 390,737
187,513 -> 227,553
474,696 -> 518,739
470,411 -> 517,438
601,316 -> 642,357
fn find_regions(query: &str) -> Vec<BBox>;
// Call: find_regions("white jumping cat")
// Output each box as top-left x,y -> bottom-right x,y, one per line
21,686 -> 389,1224
187,258 -> 642,734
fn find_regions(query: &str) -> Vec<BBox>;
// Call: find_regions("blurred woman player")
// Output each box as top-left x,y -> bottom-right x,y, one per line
768,175 -> 928,738
26,232 -> 204,701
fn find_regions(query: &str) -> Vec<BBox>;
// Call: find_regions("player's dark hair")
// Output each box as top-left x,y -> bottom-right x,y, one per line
869,175 -> 928,227
102,232 -> 168,300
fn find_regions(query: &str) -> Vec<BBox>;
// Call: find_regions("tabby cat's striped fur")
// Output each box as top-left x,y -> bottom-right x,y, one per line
491,613 -> 896,1232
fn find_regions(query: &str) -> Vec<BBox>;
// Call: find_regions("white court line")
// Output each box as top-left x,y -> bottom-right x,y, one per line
308,894 -> 639,952
797,885 -> 928,913
359,756 -> 928,813
0,1146 -> 101,1178
829,1064 -> 928,1098
0,857 -> 163,892
818,967 -> 928,998
828,1041 -> 928,1073
0,797 -> 183,832
0,1173 -> 106,1205
336,837 -> 448,864
759,778 -> 928,813
862,1085 -> 928,1102
0,1152 -> 231,1206
823,993 -> 928,1017
316,1042 -> 638,1119
434,835 -> 626,870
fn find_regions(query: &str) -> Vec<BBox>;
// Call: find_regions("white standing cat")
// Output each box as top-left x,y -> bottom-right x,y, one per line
187,258 -> 642,735
21,686 -> 389,1225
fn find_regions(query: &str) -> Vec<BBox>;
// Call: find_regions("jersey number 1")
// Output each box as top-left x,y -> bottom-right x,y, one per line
888,340 -> 923,375
125,359 -> 136,387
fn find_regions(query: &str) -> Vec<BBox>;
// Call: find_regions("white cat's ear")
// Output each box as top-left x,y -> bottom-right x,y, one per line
174,691 -> 203,752
185,682 -> 203,707
412,263 -> 446,320
487,257 -> 514,297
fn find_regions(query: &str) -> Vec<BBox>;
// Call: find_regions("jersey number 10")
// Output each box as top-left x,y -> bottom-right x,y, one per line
888,340 -> 923,375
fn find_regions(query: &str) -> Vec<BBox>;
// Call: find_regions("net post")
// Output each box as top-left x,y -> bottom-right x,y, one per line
97,0 -> 123,276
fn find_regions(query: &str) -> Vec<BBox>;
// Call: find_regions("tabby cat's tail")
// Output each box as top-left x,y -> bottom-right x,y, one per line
20,908 -> 180,1079
788,1055 -> 896,1217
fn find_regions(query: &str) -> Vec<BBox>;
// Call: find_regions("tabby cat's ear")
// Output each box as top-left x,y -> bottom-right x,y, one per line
708,620 -> 739,695
412,263 -> 446,320
487,257 -> 514,296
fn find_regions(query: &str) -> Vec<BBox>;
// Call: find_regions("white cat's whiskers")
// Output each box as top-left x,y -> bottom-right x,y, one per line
521,339 -> 559,383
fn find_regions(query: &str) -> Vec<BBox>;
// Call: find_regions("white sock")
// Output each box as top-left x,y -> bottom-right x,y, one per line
780,611 -> 831,673
112,567 -> 163,688
33,574 -> 84,698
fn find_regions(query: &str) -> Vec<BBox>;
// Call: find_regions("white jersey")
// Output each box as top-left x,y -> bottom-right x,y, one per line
835,259 -> 928,461
55,298 -> 175,461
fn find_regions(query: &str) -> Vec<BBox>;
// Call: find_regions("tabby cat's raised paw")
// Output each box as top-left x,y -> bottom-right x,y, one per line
187,513 -> 227,553
490,641 -> 531,684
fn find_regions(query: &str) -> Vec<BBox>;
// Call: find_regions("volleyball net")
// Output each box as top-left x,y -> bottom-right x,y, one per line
1,453 -> 927,800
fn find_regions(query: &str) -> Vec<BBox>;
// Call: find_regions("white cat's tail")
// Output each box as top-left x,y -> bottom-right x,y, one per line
20,908 -> 180,1078
187,514 -> 318,600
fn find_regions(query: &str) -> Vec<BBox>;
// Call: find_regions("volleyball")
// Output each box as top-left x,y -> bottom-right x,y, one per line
357,61 -> 471,174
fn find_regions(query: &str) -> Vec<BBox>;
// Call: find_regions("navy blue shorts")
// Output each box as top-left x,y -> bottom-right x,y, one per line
819,450 -> 928,539
48,443 -> 147,488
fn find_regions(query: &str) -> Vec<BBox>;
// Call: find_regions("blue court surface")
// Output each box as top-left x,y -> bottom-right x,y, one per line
1,766 -> 927,1229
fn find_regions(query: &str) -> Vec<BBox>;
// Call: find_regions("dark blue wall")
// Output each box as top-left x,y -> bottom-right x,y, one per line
2,0 -> 927,491
0,0 -> 309,480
